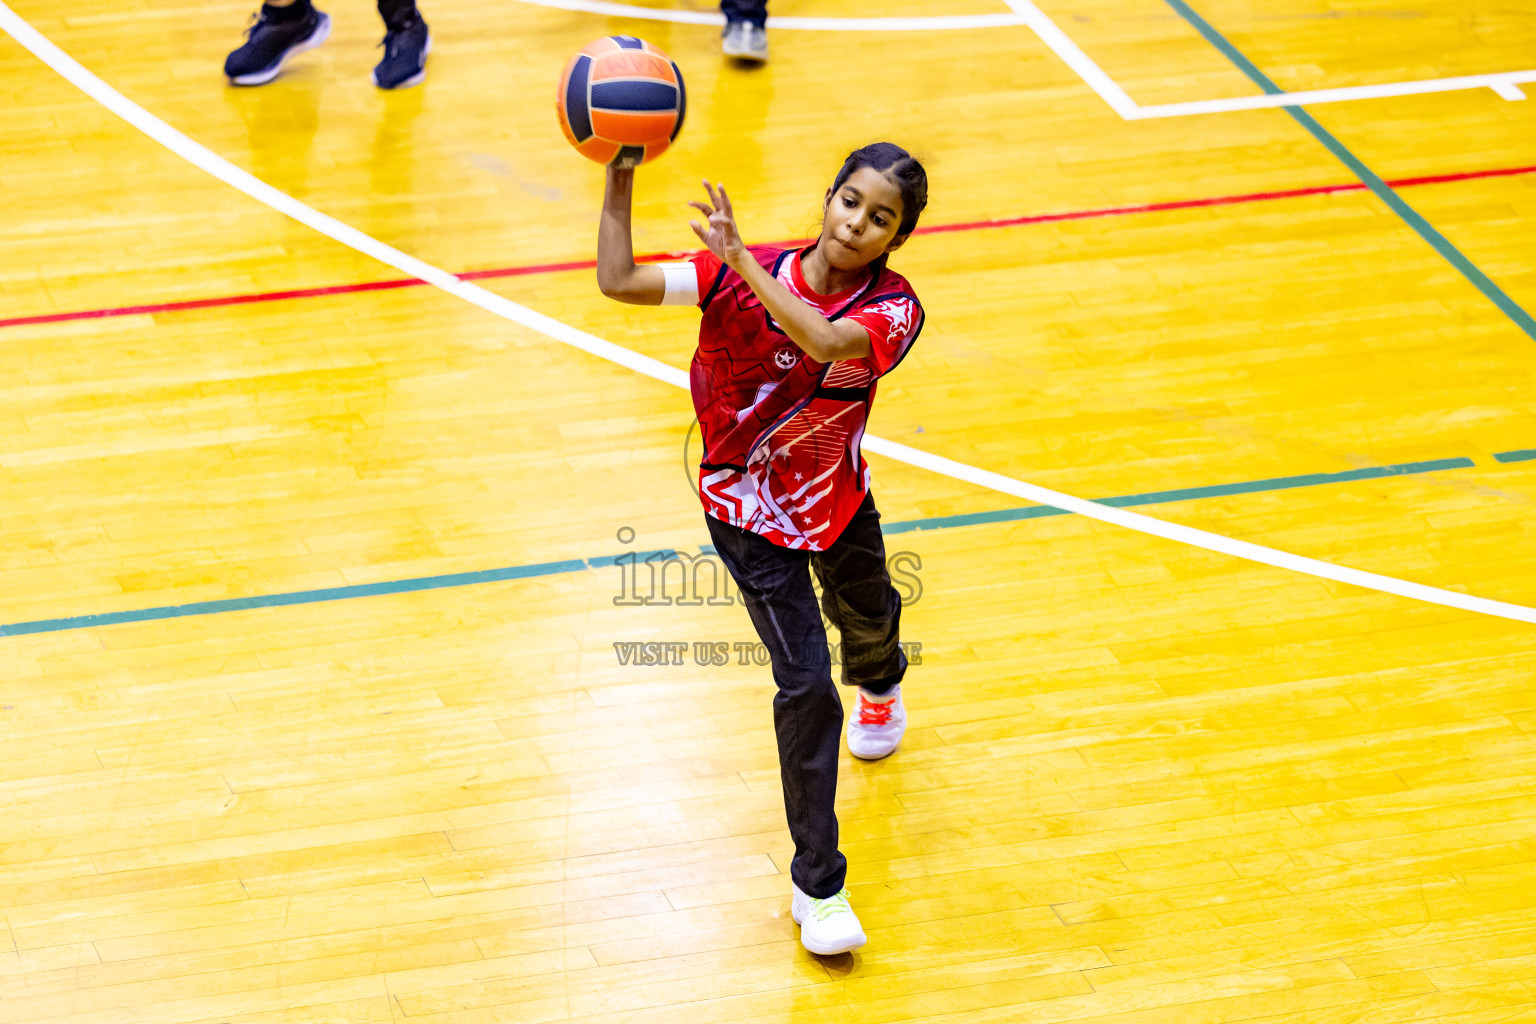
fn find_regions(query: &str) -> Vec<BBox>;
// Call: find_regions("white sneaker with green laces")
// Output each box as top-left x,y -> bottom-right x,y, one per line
791,883 -> 867,955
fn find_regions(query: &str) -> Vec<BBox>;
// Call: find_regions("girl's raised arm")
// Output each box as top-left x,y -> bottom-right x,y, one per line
692,182 -> 874,363
596,167 -> 669,305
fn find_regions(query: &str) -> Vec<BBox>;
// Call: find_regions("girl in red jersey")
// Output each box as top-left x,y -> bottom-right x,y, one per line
596,143 -> 927,956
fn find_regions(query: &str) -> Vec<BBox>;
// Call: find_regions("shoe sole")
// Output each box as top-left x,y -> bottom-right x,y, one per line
791,902 -> 867,955
229,13 -> 331,86
794,917 -> 867,955
372,32 -> 431,89
848,720 -> 905,760
721,35 -> 767,61
801,931 -> 867,955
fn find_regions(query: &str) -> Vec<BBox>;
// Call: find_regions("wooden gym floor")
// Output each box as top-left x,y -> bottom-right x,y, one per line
2,0 -> 1536,1020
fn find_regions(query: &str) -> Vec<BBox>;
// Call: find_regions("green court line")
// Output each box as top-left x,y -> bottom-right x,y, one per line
1163,0 -> 1536,343
0,552 -> 673,639
1494,449 -> 1536,463
0,456 -> 1480,638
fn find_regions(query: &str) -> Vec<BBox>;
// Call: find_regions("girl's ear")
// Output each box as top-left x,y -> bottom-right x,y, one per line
824,187 -> 833,210
885,233 -> 911,254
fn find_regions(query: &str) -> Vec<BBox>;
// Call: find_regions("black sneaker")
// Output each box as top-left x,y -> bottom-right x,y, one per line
372,14 -> 431,90
224,6 -> 331,86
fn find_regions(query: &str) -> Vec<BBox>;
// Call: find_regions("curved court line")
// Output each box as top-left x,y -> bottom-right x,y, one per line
504,0 -> 1028,31
512,0 -> 1536,113
0,458 -> 1489,637
3,1 -> 1533,626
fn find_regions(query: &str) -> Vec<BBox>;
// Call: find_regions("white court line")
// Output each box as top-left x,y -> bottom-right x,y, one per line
3,1 -> 1534,626
1131,69 -> 1536,118
508,0 -> 1030,31
509,0 -> 1535,118
1002,0 -> 1536,118
1000,0 -> 1139,118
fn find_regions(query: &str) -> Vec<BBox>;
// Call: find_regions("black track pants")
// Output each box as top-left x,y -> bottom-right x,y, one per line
705,491 -> 907,899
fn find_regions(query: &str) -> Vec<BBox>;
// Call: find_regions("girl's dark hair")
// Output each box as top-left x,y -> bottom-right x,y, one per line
830,142 -> 928,236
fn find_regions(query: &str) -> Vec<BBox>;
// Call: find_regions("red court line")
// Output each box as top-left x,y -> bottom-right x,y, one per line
5,163 -> 1532,331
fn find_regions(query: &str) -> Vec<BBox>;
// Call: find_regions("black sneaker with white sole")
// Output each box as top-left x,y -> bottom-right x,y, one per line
224,5 -> 331,86
372,14 -> 431,90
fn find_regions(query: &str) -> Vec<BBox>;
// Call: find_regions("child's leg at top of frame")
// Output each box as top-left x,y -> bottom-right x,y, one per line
719,0 -> 768,28
377,0 -> 418,26
813,492 -> 906,696
705,515 -> 848,900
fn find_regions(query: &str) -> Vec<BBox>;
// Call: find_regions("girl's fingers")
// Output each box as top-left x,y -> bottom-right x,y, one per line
701,179 -> 718,207
716,183 -> 732,214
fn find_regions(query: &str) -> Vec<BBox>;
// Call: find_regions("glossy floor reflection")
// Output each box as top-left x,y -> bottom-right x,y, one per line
2,0 -> 1536,1021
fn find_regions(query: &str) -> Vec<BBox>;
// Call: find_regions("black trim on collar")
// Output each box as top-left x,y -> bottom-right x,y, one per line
858,290 -> 918,306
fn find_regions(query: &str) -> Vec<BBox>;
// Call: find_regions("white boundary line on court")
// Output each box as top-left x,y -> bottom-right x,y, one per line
508,0 -> 1031,31
3,0 -> 1534,625
509,0 -> 1535,115
998,0 -> 1140,117
1130,69 -> 1535,118
997,0 -> 1534,115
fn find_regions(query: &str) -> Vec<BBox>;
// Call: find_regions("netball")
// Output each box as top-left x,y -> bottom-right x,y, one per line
556,36 -> 686,168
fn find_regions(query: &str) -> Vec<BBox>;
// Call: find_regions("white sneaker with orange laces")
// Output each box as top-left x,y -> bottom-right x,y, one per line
792,883 -> 867,955
847,684 -> 905,760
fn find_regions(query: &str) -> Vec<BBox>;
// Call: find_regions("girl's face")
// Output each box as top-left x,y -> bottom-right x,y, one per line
820,166 -> 908,273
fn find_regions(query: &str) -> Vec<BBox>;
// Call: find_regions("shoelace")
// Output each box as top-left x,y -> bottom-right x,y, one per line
810,889 -> 854,921
856,694 -> 893,727
244,8 -> 310,39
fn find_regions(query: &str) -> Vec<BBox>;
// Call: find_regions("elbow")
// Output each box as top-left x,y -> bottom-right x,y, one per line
597,255 -> 649,302
802,333 -> 845,364
598,278 -> 639,304
596,269 -> 626,302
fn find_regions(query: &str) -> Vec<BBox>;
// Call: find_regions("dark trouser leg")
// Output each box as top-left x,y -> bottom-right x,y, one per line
706,515 -> 846,899
720,0 -> 767,28
377,0 -> 419,28
814,491 -> 906,696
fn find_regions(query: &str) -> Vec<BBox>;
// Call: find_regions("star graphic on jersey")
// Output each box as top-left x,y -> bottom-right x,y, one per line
794,472 -> 804,481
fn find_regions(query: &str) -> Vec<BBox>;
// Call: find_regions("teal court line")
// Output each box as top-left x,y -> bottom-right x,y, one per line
1163,0 -> 1536,343
0,455 -> 1495,638
0,552 -> 672,639
1495,449 -> 1536,464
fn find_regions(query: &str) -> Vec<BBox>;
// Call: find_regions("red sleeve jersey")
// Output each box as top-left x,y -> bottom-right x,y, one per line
687,246 -> 924,551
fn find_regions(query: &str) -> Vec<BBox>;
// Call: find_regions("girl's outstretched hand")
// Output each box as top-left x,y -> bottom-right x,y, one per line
688,181 -> 748,268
